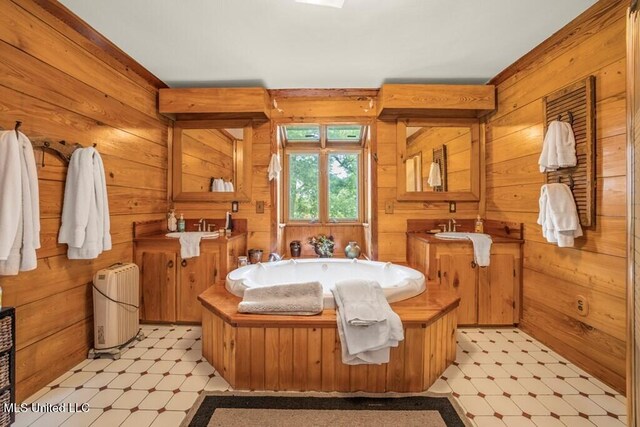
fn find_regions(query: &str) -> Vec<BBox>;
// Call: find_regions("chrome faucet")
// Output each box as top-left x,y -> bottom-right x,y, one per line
268,253 -> 282,262
197,218 -> 206,231
448,218 -> 458,232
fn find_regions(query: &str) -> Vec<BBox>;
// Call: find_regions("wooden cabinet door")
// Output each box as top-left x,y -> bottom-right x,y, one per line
478,254 -> 516,325
177,249 -> 220,322
139,251 -> 177,322
438,253 -> 477,325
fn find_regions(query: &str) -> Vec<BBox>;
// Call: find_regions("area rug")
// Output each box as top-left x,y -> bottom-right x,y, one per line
182,391 -> 472,427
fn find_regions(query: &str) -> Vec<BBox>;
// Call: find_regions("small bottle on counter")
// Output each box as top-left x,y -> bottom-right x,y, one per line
177,213 -> 186,232
474,214 -> 484,233
167,209 -> 177,232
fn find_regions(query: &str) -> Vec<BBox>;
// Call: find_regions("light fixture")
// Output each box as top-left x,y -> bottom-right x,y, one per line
295,0 -> 345,9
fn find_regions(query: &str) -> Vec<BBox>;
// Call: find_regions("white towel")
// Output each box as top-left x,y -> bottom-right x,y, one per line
58,147 -> 111,259
465,233 -> 493,267
0,131 -> 40,276
332,279 -> 386,325
179,232 -> 203,259
224,180 -> 234,192
539,121 -> 576,172
427,162 -> 441,187
238,282 -> 323,315
537,183 -> 583,247
268,154 -> 282,181
332,280 -> 403,365
211,178 -> 225,192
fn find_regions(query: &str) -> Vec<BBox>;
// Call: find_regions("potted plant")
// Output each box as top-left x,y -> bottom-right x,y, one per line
307,234 -> 335,258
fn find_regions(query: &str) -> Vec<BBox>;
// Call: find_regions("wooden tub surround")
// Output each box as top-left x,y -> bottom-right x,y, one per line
198,285 -> 459,393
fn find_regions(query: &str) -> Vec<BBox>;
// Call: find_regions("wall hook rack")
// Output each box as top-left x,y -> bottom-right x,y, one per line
556,111 -> 574,125
556,174 -> 575,190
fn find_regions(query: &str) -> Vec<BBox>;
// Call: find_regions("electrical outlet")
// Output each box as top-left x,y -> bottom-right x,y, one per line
385,200 -> 394,214
449,201 -> 456,213
576,295 -> 588,316
256,201 -> 265,214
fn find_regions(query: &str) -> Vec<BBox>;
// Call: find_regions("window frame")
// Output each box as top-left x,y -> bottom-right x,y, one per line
282,123 -> 365,225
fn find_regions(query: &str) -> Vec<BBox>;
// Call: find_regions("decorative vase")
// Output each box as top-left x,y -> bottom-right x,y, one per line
315,246 -> 333,258
290,240 -> 302,257
344,241 -> 361,259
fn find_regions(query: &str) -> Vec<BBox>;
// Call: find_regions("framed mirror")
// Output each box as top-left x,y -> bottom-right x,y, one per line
396,118 -> 480,201
172,120 -> 252,202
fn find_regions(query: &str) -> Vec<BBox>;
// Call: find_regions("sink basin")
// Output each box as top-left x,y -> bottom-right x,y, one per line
165,231 -> 220,239
435,232 -> 481,240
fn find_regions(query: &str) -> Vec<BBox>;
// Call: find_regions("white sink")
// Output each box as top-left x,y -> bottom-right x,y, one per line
165,231 -> 220,239
435,232 -> 479,240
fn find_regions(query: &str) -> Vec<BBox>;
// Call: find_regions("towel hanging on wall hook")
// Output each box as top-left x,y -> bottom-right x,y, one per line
14,120 -> 21,138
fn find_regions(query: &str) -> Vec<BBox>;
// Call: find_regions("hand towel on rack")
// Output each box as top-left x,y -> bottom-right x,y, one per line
237,282 -> 324,315
465,233 -> 493,267
427,162 -> 441,188
537,183 -> 582,247
223,180 -> 234,192
332,280 -> 403,365
539,121 -> 577,172
178,232 -> 203,259
212,178 -> 225,192
268,154 -> 282,181
0,131 -> 40,275
58,147 -> 111,259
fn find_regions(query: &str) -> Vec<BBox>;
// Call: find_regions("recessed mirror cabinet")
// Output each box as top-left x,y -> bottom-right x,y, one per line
172,120 -> 253,202
396,119 -> 480,201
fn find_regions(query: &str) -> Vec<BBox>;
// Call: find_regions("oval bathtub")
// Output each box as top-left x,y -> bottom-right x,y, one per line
226,258 -> 426,309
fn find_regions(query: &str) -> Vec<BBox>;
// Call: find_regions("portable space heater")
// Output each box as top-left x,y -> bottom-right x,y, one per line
89,263 -> 144,359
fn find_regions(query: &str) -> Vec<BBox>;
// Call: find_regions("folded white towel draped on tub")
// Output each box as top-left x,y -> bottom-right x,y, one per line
237,282 -> 324,315
332,280 -> 403,365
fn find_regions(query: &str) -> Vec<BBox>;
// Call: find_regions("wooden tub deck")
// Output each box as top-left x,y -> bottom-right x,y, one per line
198,285 -> 459,393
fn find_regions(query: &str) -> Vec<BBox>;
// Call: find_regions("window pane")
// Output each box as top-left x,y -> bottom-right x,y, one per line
328,153 -> 359,220
288,154 -> 319,220
327,125 -> 362,142
284,125 -> 320,142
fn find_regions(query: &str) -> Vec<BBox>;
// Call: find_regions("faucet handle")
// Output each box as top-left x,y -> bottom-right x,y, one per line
437,223 -> 447,232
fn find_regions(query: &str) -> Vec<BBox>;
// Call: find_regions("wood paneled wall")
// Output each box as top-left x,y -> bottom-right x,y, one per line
485,0 -> 627,392
376,121 -> 479,263
181,129 -> 234,192
0,0 -> 170,401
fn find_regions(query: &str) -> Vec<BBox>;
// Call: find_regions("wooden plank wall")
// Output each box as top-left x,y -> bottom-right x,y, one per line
0,0 -> 170,401
484,0 -> 627,392
181,129 -> 234,192
376,122 -> 479,263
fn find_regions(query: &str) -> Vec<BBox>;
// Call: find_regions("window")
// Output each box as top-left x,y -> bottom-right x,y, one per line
283,124 -> 365,223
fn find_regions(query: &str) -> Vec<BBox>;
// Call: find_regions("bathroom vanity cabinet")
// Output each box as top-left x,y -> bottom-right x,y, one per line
407,230 -> 522,326
133,221 -> 247,323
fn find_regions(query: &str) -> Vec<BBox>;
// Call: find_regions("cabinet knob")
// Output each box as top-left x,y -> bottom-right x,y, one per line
471,261 -> 477,269
181,259 -> 187,267
167,260 -> 174,268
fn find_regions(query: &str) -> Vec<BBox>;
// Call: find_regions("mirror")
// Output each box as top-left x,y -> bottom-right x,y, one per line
172,120 -> 252,202
397,119 -> 480,201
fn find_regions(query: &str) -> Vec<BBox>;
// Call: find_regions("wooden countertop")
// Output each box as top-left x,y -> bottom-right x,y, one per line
407,232 -> 523,244
198,284 -> 460,328
134,231 -> 247,243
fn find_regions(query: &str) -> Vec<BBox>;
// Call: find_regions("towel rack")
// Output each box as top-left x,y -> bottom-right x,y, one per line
1,121 -> 96,165
542,76 -> 596,227
432,144 -> 448,192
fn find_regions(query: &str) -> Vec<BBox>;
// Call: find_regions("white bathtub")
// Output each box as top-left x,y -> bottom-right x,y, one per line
226,258 -> 426,309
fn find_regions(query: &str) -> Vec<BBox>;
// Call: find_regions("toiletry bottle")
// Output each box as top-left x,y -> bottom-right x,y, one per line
475,215 -> 484,233
167,209 -> 177,232
177,214 -> 186,232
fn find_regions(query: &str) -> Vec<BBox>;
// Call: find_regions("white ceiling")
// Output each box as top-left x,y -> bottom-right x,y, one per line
59,0 -> 596,89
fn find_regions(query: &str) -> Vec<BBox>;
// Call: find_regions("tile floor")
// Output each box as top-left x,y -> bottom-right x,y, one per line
15,325 -> 626,427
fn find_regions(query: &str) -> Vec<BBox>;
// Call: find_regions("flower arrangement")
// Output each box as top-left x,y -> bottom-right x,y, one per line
307,234 -> 335,258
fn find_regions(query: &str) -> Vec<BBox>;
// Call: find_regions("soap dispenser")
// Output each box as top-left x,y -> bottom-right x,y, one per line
177,213 -> 186,232
474,215 -> 484,233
